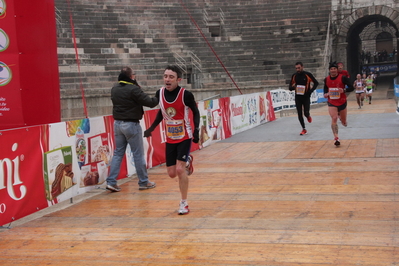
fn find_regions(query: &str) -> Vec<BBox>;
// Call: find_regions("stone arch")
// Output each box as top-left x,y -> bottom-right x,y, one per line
334,5 -> 399,77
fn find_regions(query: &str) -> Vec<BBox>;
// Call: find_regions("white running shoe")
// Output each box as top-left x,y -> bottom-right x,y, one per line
178,201 -> 190,215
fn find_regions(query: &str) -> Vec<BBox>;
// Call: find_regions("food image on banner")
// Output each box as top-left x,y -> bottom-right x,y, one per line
211,109 -> 222,140
88,133 -> 111,165
259,94 -> 267,122
198,99 -> 225,148
200,115 -> 210,145
43,146 -> 75,201
65,119 -> 91,168
75,127 -> 87,169
80,161 -> 107,187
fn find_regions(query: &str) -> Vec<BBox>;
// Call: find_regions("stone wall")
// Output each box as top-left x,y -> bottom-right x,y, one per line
55,0 -> 331,120
331,0 -> 399,77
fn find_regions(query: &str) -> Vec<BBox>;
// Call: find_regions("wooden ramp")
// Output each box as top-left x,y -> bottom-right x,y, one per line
1,87 -> 399,265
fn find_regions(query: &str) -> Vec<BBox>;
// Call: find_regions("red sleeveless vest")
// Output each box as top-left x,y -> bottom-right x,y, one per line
325,74 -> 347,106
159,87 -> 193,144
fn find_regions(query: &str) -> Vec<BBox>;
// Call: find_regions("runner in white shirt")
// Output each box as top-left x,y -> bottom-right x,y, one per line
353,74 -> 365,109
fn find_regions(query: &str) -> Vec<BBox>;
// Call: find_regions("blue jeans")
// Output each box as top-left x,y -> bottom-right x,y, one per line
106,120 -> 149,187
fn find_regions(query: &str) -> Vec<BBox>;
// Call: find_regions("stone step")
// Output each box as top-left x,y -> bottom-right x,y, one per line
55,0 -> 331,120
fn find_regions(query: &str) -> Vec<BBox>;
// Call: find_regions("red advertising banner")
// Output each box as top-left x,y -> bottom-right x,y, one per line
0,92 -> 279,226
266,91 -> 276,122
144,109 -> 166,168
0,125 -> 48,225
0,1 -> 25,128
219,97 -> 232,139
0,0 -> 60,130
16,0 -> 61,127
103,115 -> 128,180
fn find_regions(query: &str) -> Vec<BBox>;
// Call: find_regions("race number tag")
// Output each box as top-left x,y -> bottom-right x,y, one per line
329,88 -> 340,99
296,85 -> 305,95
356,82 -> 364,93
166,120 -> 185,140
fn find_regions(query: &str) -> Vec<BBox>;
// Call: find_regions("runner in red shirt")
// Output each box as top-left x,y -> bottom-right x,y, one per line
324,62 -> 354,146
144,65 -> 200,215
337,62 -> 350,78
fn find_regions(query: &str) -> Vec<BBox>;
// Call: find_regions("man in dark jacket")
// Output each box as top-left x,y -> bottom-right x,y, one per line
289,62 -> 319,135
106,66 -> 159,192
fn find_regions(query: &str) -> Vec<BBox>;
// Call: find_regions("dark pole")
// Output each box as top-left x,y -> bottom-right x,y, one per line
396,36 -> 399,76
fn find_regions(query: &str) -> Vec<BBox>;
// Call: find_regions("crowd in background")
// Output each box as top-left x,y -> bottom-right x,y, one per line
361,48 -> 397,64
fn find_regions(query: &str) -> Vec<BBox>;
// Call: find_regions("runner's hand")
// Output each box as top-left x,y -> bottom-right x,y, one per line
144,129 -> 153,138
193,128 -> 199,143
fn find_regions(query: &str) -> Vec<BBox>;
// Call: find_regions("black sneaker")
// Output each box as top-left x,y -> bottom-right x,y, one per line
106,184 -> 121,192
334,137 -> 340,146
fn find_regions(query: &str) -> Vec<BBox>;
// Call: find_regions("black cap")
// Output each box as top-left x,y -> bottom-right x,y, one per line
329,61 -> 338,69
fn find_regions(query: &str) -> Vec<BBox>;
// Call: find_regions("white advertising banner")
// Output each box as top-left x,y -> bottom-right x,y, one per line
230,93 -> 261,135
0,91 -> 278,225
197,99 -> 224,148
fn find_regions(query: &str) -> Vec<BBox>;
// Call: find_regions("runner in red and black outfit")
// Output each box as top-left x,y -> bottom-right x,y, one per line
288,62 -> 319,135
144,65 -> 200,215
324,62 -> 354,146
337,62 -> 350,78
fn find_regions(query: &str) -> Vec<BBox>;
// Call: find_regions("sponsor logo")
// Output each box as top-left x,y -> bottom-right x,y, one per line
0,29 -> 9,52
0,143 -> 27,201
231,103 -> 243,116
0,61 -> 11,86
0,0 -> 5,18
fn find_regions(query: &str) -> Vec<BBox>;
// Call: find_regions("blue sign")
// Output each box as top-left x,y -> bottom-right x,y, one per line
394,76 -> 399,98
395,84 -> 399,98
315,88 -> 327,103
365,64 -> 397,73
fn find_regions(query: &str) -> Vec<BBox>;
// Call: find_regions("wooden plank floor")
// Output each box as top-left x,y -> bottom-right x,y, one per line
1,88 -> 399,265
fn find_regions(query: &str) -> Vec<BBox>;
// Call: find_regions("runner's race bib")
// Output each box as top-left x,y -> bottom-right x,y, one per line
329,88 -> 340,99
356,82 -> 364,92
296,85 -> 305,95
166,120 -> 185,140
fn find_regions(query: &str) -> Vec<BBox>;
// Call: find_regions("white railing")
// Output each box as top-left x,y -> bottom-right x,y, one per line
323,13 -> 332,76
203,7 -> 225,25
174,53 -> 187,73
189,51 -> 202,72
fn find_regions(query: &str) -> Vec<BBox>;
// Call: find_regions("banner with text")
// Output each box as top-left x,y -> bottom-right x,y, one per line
0,92 -> 276,225
0,1 -> 25,128
0,0 -> 60,130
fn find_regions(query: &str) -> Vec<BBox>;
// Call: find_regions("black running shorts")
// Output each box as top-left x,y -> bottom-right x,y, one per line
327,101 -> 347,112
165,138 -> 192,166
